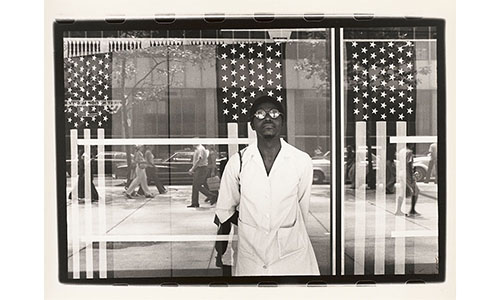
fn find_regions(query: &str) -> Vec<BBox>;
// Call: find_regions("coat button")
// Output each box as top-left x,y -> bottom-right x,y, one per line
263,265 -> 267,269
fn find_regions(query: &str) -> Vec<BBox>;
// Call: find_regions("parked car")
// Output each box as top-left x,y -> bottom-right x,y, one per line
312,151 -> 331,184
66,151 -> 132,178
312,150 -> 383,185
413,155 -> 433,182
115,151 -> 227,185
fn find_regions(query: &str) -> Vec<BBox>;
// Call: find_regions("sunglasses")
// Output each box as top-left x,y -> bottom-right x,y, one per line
254,108 -> 282,120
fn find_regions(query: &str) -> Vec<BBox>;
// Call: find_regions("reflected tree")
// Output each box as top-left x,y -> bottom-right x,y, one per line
111,31 -> 216,182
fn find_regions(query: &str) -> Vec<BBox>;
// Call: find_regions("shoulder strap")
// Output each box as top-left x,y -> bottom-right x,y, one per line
238,147 -> 248,174
237,147 -> 247,191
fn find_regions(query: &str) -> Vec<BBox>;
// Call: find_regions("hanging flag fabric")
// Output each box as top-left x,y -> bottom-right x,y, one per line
215,41 -> 287,125
64,53 -> 113,130
344,39 -> 418,276
346,41 -> 417,123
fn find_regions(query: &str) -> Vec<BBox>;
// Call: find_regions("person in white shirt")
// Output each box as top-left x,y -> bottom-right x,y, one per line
215,96 -> 320,276
188,143 -> 217,208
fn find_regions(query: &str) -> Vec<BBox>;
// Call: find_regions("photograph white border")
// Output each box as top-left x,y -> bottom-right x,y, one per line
45,0 -> 456,299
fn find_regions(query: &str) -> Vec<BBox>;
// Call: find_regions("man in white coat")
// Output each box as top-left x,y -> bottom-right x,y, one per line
215,96 -> 320,276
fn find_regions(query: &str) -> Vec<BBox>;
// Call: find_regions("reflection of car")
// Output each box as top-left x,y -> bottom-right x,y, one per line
312,150 -> 381,184
312,151 -> 331,184
311,148 -> 434,185
97,151 -> 132,177
413,155 -> 433,182
115,151 -> 227,185
66,151 -> 131,178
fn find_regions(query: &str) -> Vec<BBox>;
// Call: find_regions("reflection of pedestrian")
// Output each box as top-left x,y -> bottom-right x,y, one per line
216,96 -> 319,276
187,144 -> 216,208
314,145 -> 323,157
213,210 -> 238,268
68,147 -> 99,202
425,142 -> 438,184
139,146 -> 166,194
205,145 -> 219,205
394,146 -> 420,217
386,144 -> 396,194
345,145 -> 355,185
125,145 -> 153,199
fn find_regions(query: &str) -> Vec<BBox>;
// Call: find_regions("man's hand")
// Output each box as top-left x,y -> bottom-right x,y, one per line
188,168 -> 194,175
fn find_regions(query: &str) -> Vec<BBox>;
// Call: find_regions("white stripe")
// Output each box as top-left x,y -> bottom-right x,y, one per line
70,130 -> 80,279
354,122 -> 366,275
84,129 -> 93,278
391,230 -> 438,238
81,235 -> 239,242
227,124 -> 239,158
374,122 -> 386,275
77,137 -> 251,146
394,122 -> 407,274
97,129 -> 107,279
390,136 -> 437,144
339,28 -> 345,275
247,125 -> 257,144
330,27 -> 336,276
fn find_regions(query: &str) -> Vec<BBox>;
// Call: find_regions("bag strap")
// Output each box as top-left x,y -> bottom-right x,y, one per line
237,147 -> 247,192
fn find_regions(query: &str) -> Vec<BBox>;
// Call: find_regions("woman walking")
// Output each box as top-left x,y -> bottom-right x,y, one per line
125,145 -> 154,199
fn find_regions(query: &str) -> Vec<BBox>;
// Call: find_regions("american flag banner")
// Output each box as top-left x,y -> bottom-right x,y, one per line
344,39 -> 417,275
346,40 -> 417,124
215,41 -> 287,127
64,52 -> 116,279
64,53 -> 114,130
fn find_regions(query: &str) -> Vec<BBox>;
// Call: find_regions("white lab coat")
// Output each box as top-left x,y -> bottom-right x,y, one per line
216,139 -> 320,276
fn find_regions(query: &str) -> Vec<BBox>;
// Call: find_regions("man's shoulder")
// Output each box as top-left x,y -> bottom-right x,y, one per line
283,141 -> 311,161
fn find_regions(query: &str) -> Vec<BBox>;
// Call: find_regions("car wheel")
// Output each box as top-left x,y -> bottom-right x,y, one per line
313,170 -> 325,184
414,167 -> 426,182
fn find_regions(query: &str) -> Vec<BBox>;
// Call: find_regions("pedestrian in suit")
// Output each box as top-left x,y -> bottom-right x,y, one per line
68,147 -> 99,202
205,145 -> 219,205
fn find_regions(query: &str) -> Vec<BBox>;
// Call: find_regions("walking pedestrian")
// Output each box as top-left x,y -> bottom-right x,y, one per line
394,146 -> 420,217
138,146 -> 166,195
424,142 -> 438,184
187,143 -> 217,208
125,145 -> 154,199
205,144 -> 219,205
68,147 -> 99,202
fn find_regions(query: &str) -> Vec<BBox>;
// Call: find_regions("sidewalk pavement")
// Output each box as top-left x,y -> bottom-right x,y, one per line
65,180 -> 438,278
343,182 -> 439,275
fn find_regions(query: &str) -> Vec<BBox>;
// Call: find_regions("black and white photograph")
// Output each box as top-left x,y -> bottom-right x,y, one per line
53,18 -> 445,284
340,27 -> 442,276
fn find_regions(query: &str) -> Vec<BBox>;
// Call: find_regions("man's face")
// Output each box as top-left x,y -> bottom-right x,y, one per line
251,102 -> 283,139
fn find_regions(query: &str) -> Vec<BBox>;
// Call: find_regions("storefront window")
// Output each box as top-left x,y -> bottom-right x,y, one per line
63,29 -> 332,278
341,27 -> 439,275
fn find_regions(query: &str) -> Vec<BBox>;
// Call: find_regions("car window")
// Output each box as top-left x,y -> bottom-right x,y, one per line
114,153 -> 128,159
170,152 -> 193,162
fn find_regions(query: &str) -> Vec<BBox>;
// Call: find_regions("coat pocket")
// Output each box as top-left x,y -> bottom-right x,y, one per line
277,220 -> 305,259
237,219 -> 260,262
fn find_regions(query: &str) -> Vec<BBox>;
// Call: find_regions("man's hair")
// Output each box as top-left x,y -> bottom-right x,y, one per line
248,95 -> 285,122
